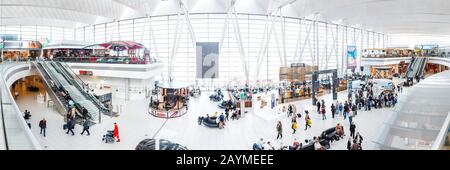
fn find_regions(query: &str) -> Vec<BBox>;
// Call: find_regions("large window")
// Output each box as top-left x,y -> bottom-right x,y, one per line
72,13 -> 386,85
0,25 -> 74,42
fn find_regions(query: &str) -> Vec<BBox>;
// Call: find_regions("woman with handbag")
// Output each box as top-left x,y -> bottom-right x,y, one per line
292,119 -> 297,134
304,111 -> 311,130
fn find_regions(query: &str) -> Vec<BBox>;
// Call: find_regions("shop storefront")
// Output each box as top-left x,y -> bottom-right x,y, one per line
1,40 -> 42,62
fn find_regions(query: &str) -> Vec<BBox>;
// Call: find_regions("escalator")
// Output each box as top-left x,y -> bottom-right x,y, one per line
52,62 -> 111,116
34,61 -> 69,115
404,57 -> 428,86
416,57 -> 429,79
34,60 -> 102,123
406,57 -> 419,79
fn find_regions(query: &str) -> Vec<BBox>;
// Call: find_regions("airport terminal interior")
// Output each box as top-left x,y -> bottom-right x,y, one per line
0,0 -> 449,150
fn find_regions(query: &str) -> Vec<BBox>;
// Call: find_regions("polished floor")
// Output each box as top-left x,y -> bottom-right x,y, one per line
14,79 -> 410,150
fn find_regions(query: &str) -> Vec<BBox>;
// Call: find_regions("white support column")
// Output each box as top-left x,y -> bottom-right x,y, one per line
293,19 -> 302,63
359,29 -> 363,73
341,26 -> 345,76
269,12 -> 284,67
312,21 -> 316,67
230,7 -> 249,83
324,23 -> 328,70
168,10 -> 182,82
255,15 -> 271,80
315,20 -> 319,68
297,19 -> 314,63
325,25 -> 337,69
218,13 -> 231,55
180,1 -> 197,46
280,11 -> 288,67
335,25 -> 339,72
139,17 -> 148,43
148,17 -> 161,61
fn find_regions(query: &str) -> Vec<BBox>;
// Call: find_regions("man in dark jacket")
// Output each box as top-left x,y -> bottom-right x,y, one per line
331,104 -> 336,119
39,118 -> 47,137
82,107 -> 89,119
81,120 -> 90,136
351,104 -> 357,116
66,118 -> 75,136
316,101 -> 321,113
349,123 -> 356,138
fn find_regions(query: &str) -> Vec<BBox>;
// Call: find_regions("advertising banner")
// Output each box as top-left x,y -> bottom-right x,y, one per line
347,45 -> 357,69
2,41 -> 42,49
196,42 -> 219,79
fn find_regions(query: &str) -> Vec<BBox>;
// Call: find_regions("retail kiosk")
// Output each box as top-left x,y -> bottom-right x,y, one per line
149,82 -> 190,118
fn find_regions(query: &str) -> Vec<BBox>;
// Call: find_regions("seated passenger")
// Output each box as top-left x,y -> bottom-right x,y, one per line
289,138 -> 301,150
314,138 -> 326,150
266,141 -> 275,150
252,138 -> 265,150
335,123 -> 344,138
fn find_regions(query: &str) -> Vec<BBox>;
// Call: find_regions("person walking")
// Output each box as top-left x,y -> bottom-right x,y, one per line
331,103 -> 336,119
219,113 -> 225,129
338,102 -> 343,116
321,106 -> 326,120
287,105 -> 293,117
354,132 -> 364,147
225,109 -> 230,121
66,118 -> 75,136
351,140 -> 362,150
364,98 -> 369,111
276,121 -> 283,140
343,103 -> 349,120
349,122 -> 356,138
113,122 -> 120,142
316,101 -> 321,113
348,110 -> 354,125
291,119 -> 297,134
39,118 -> 47,137
352,103 -> 358,116
347,138 -> 352,150
80,120 -> 90,136
304,111 -> 311,130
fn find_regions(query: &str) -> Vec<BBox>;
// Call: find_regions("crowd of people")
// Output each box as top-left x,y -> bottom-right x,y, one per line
254,76 -> 404,150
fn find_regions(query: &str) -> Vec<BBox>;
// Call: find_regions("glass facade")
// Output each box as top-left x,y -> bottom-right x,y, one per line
1,13 -> 387,86
75,14 -> 387,85
0,25 -> 74,42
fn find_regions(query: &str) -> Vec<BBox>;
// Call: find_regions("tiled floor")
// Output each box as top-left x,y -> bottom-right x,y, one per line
14,80 -> 410,150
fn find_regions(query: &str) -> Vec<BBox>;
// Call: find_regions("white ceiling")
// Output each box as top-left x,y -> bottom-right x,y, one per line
0,0 -> 449,35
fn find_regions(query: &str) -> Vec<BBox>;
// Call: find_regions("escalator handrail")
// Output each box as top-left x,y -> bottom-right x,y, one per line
35,61 -> 71,112
38,61 -> 94,121
414,58 -> 423,78
52,62 -> 110,113
38,61 -> 63,89
406,57 -> 416,78
59,62 -> 87,88
418,58 -> 428,78
56,62 -> 106,111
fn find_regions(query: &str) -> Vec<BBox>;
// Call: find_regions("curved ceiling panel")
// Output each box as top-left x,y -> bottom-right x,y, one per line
0,0 -> 447,35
